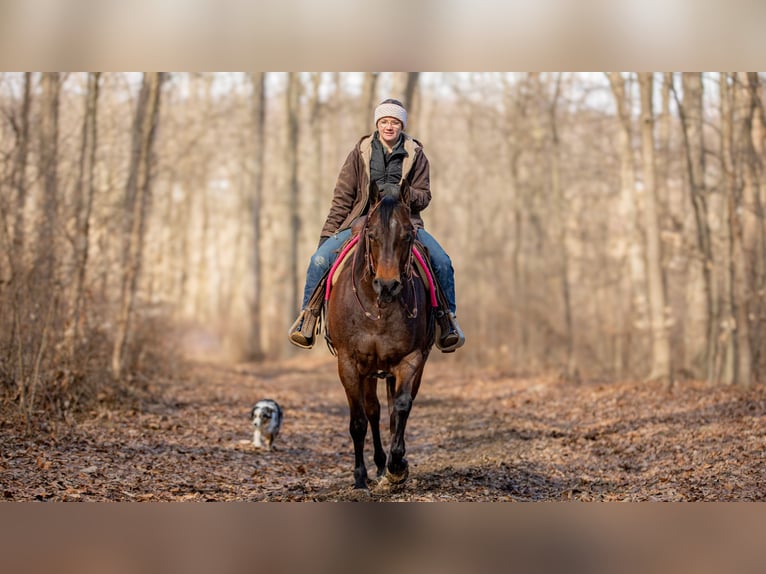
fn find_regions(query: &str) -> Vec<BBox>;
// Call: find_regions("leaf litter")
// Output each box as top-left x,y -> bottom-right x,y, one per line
2,355 -> 765,501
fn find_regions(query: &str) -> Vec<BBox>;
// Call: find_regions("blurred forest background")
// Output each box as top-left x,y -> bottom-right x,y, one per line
1,72 -> 764,420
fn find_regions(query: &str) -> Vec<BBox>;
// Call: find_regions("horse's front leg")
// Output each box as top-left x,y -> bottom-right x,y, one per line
362,375 -> 387,479
386,352 -> 426,484
338,356 -> 369,490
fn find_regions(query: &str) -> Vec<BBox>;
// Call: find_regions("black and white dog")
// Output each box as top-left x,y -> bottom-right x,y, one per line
250,399 -> 283,451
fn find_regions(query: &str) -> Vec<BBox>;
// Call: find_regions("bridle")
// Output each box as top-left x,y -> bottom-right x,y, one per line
351,199 -> 418,320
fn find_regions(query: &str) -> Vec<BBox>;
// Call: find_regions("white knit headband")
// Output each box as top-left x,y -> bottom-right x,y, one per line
374,102 -> 407,129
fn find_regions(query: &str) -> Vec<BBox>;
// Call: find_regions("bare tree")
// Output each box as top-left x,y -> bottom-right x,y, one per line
11,73 -> 32,264
674,73 -> 716,381
358,72 -> 379,133
744,72 -> 766,383
36,72 -> 61,284
112,72 -> 164,380
502,74 -> 531,366
65,72 -> 101,365
638,72 -> 672,384
607,72 -> 647,377
307,72 -> 324,224
657,73 -> 673,187
192,75 -> 214,319
286,73 -> 301,321
390,73 -> 419,107
548,73 -> 575,377
391,72 -> 421,132
719,73 -> 754,386
248,72 -> 266,359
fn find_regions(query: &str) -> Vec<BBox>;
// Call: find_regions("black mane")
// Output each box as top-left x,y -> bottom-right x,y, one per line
377,195 -> 398,228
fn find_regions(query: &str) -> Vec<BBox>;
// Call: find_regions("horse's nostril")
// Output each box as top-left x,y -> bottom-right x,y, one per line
374,278 -> 401,297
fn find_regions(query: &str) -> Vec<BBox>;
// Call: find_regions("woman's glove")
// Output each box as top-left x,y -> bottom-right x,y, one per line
379,182 -> 401,201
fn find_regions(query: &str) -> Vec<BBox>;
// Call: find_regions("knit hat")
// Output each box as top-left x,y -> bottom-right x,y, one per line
374,99 -> 407,129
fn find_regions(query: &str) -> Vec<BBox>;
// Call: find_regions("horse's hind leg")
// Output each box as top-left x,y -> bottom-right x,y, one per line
363,376 -> 386,479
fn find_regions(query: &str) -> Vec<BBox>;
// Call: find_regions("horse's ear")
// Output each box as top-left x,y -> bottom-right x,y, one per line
370,181 -> 381,205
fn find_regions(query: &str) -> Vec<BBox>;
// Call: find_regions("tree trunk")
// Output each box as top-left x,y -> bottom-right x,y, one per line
193,75 -> 213,319
732,73 -> 757,386
637,72 -> 672,384
36,72 -> 61,284
392,73 -> 421,132
502,75 -> 527,367
607,72 -> 647,377
65,72 -> 101,364
308,72 -> 324,227
719,73 -> 753,387
286,73 -> 301,322
112,72 -> 164,380
675,73 -> 716,381
358,72 -> 379,133
12,72 -> 32,267
548,73 -> 575,377
744,73 -> 765,383
248,72 -> 266,359
658,73 -> 673,157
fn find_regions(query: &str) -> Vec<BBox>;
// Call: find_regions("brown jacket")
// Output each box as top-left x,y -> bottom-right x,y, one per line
320,133 -> 431,238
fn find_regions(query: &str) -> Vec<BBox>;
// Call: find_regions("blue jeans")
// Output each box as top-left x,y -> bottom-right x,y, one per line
301,228 -> 457,314
301,229 -> 353,307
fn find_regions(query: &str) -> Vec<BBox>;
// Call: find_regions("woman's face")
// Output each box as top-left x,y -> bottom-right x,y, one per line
376,117 -> 403,147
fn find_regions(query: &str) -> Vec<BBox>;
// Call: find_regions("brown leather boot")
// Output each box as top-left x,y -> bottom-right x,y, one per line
288,309 -> 318,349
436,311 -> 465,353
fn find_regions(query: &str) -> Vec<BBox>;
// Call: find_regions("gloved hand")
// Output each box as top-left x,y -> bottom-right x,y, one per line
379,182 -> 401,201
317,236 -> 328,249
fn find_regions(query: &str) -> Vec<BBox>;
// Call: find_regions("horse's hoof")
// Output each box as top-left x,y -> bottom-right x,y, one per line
373,474 -> 394,492
373,471 -> 408,493
384,466 -> 409,485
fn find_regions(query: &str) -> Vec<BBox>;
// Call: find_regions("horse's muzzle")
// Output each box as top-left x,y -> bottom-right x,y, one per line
373,277 -> 402,302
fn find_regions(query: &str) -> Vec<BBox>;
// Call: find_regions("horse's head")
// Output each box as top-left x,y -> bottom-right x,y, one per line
365,182 -> 414,304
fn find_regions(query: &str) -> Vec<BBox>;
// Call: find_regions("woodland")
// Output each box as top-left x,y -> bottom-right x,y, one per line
1,72 -> 765,501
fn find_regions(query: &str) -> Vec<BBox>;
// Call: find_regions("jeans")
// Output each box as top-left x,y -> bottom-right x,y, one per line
301,229 -> 353,308
301,228 -> 457,314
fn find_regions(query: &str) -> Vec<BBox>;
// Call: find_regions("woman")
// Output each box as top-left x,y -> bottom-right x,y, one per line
289,98 -> 465,352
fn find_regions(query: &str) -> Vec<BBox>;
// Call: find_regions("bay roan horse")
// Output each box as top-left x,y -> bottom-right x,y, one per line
326,185 -> 434,491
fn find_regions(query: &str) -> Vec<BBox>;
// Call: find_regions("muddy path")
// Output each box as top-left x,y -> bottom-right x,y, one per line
3,354 -> 766,501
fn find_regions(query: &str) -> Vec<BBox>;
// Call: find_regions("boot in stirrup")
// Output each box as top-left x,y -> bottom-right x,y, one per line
436,311 -> 465,353
288,309 -> 318,349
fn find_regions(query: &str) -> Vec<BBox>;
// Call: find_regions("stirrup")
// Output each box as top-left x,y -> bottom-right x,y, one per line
288,310 -> 317,349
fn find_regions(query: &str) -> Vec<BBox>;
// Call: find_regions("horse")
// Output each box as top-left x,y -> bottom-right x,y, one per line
326,184 -> 435,491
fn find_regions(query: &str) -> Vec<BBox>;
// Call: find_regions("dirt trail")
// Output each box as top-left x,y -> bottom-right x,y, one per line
2,354 -> 766,501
